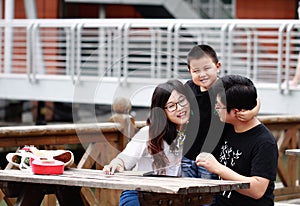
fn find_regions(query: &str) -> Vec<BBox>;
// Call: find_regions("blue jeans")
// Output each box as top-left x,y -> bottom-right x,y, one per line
119,158 -> 218,206
181,156 -> 218,179
119,190 -> 140,206
181,156 -> 218,206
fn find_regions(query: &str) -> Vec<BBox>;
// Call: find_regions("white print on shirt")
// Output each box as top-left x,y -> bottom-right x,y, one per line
219,141 -> 242,167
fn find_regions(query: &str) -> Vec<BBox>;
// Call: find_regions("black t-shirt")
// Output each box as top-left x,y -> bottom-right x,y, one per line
215,123 -> 278,206
184,80 -> 224,159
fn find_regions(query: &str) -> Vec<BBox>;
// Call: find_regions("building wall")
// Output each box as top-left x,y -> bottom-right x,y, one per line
12,0 -> 60,18
61,3 -> 100,18
6,0 -> 299,20
105,5 -> 142,18
236,0 -> 298,19
62,3 -> 142,18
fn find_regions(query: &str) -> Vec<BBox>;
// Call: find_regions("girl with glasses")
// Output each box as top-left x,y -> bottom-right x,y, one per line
103,79 -> 199,206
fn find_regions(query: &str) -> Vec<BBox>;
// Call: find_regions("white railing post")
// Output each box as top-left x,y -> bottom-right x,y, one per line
173,23 -> 182,78
65,27 -> 71,76
220,23 -> 228,76
166,23 -> 175,79
278,23 -> 287,92
116,24 -> 124,84
122,23 -> 131,86
284,23 -> 294,94
4,0 -> 14,73
32,23 -> 45,78
98,26 -> 106,77
156,28 -> 161,78
31,23 -> 41,83
253,32 -> 258,81
246,29 -> 252,78
70,23 -> 77,84
26,23 -> 33,82
24,0 -> 37,19
227,23 -> 236,75
76,23 -> 84,83
150,29 -> 156,79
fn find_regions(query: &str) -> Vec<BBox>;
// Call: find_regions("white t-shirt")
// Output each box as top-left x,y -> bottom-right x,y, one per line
117,126 -> 182,176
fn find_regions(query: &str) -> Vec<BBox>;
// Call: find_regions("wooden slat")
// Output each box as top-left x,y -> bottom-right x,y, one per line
43,194 -> 56,206
80,187 -> 100,206
286,149 -> 300,156
0,169 -> 249,195
0,123 -> 122,147
258,115 -> 300,124
275,186 -> 300,201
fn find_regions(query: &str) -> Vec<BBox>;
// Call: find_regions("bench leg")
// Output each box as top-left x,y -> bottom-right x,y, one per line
55,185 -> 85,206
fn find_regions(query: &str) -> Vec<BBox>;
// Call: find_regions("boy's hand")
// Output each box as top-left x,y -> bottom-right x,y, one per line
196,152 -> 221,175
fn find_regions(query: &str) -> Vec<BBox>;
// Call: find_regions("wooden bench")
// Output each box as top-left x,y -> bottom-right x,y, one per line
285,149 -> 300,156
275,203 -> 300,206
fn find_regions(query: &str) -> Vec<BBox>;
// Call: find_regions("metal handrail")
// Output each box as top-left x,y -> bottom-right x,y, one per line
1,19 -> 300,104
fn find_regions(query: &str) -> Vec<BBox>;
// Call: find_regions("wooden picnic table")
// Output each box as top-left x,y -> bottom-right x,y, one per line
0,122 -> 131,205
285,149 -> 300,156
0,168 -> 249,206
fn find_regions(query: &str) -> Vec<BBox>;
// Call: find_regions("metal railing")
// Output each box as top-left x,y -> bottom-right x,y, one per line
1,18 -> 300,102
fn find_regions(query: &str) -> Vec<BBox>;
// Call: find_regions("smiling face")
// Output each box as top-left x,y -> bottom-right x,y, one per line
164,90 -> 190,130
189,56 -> 221,91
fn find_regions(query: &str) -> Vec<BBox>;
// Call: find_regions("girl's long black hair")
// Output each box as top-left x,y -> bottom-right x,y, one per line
147,79 -> 197,171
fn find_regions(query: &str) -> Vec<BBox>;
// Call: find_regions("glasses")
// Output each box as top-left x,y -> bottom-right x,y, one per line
215,103 -> 227,110
165,97 -> 189,112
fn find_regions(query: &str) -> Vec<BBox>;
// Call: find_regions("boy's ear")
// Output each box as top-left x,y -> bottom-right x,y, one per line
233,109 -> 240,117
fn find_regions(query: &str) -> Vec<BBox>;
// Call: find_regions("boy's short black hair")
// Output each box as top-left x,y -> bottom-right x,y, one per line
187,44 -> 219,70
212,74 -> 257,113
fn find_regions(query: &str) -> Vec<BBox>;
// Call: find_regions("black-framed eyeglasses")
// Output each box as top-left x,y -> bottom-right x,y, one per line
215,103 -> 227,110
165,97 -> 188,112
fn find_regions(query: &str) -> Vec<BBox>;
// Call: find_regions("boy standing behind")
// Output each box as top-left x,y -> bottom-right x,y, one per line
182,45 -> 259,178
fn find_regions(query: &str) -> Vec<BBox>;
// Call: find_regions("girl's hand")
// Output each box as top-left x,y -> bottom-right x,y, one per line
103,158 -> 124,175
236,98 -> 260,121
236,109 -> 252,121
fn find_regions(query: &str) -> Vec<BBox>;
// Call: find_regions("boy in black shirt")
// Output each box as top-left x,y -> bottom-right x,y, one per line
196,75 -> 278,206
182,45 -> 259,178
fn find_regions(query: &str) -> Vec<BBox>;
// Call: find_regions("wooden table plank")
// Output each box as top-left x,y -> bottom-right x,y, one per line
0,169 -> 249,195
